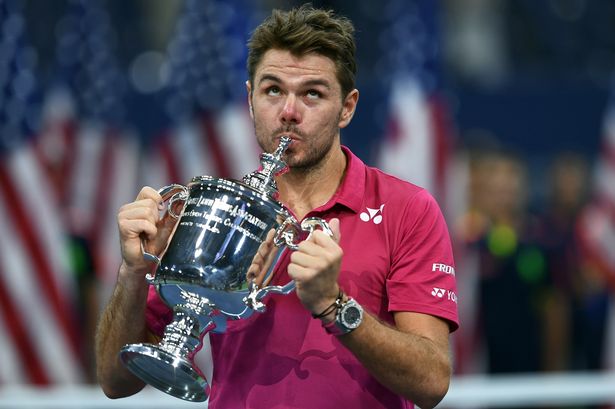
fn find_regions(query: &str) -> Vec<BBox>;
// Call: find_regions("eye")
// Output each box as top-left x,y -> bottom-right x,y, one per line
306,89 -> 321,99
266,86 -> 281,96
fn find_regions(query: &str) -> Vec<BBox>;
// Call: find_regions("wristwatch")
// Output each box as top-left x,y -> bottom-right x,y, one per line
323,298 -> 364,336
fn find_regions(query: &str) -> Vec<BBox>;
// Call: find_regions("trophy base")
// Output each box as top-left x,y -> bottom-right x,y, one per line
119,343 -> 209,402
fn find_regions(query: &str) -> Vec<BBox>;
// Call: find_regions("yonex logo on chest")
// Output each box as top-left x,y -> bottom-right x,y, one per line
360,204 -> 385,224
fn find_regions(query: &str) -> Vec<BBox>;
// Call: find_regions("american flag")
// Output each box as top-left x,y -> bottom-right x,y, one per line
373,0 -> 474,372
6,0 -> 141,382
374,0 -> 454,201
142,0 -> 260,191
0,0 -> 84,384
577,76 -> 615,290
37,0 -> 141,290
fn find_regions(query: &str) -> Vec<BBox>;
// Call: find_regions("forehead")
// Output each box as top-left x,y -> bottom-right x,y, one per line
254,49 -> 339,86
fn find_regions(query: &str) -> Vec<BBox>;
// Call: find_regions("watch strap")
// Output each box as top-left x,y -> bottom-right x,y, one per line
322,316 -> 347,336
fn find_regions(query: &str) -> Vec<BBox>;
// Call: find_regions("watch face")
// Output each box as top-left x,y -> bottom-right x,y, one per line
341,301 -> 363,329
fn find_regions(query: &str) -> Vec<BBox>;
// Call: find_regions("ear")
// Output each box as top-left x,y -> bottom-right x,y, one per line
246,80 -> 254,119
338,89 -> 359,129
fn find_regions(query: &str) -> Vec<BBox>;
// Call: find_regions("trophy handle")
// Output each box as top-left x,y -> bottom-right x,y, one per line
274,217 -> 333,251
141,183 -> 189,267
246,217 -> 333,311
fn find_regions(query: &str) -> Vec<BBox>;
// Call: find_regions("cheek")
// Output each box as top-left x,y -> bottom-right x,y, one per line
252,109 -> 267,130
314,111 -> 342,135
254,105 -> 278,128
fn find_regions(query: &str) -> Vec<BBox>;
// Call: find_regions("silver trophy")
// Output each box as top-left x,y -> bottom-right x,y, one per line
119,137 -> 332,402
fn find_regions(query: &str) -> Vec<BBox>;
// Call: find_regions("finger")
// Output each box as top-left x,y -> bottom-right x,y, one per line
264,228 -> 276,243
258,229 -> 276,254
294,239 -> 324,257
118,203 -> 160,228
119,218 -> 158,241
159,207 -> 182,228
119,196 -> 161,219
136,186 -> 164,209
246,252 -> 265,281
328,218 -> 341,243
287,262 -> 312,281
295,236 -> 342,269
289,249 -> 322,269
308,231 -> 343,259
118,200 -> 160,233
306,218 -> 340,246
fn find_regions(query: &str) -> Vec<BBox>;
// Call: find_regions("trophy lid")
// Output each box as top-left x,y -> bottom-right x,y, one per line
242,136 -> 291,198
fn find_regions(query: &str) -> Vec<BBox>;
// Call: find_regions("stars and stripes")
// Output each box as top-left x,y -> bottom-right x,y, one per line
0,0 -> 83,384
577,76 -> 615,288
1,0 -> 263,385
39,0 -> 141,289
375,0 -> 453,201
373,0 -> 471,372
143,0 -> 259,191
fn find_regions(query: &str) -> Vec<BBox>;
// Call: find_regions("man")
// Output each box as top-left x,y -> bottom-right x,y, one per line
95,5 -> 458,409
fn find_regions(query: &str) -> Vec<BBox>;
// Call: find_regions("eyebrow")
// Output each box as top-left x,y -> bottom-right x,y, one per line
258,74 -> 332,90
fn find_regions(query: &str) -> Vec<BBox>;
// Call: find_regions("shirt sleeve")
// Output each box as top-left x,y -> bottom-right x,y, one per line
386,189 -> 459,331
145,285 -> 173,337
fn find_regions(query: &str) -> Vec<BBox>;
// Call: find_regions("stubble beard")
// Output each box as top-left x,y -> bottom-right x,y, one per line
253,112 -> 342,174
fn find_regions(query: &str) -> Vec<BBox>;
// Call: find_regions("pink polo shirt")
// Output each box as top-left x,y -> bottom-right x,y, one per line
146,146 -> 458,408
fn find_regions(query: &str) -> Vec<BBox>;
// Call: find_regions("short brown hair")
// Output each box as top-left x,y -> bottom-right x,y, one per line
247,4 -> 357,98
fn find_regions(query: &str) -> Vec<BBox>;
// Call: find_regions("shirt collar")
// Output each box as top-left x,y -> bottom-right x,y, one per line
316,145 -> 365,214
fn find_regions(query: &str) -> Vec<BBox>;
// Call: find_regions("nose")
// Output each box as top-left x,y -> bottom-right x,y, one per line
279,94 -> 302,125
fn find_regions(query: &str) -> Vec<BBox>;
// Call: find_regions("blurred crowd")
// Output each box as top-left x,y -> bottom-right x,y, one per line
452,140 -> 613,376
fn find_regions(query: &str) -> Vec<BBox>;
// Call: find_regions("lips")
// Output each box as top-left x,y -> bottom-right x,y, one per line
274,126 -> 302,141
275,134 -> 300,147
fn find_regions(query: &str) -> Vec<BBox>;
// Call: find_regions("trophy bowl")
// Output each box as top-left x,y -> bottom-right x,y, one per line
119,137 -> 331,401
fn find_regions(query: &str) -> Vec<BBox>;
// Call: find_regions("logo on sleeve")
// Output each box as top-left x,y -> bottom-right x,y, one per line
431,287 -> 457,303
431,288 -> 446,297
360,204 -> 385,224
432,263 -> 455,276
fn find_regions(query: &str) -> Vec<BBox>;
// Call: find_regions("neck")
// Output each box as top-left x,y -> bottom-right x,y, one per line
276,146 -> 347,220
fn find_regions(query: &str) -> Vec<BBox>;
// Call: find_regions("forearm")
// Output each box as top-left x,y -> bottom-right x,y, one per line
338,313 -> 451,409
95,265 -> 151,398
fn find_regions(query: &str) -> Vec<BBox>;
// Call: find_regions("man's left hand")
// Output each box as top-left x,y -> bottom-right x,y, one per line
287,218 -> 342,316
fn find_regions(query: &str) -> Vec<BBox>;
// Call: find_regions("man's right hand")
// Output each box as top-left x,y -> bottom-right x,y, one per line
117,186 -> 179,275
97,186 -> 177,398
